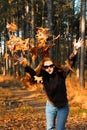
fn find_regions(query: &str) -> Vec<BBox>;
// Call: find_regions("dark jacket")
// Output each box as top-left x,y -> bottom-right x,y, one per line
25,53 -> 76,108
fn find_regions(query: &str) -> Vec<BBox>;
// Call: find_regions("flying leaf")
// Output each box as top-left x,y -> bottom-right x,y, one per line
6,23 -> 18,32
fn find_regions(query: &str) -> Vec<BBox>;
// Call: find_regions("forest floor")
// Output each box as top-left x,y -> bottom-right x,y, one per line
0,74 -> 87,130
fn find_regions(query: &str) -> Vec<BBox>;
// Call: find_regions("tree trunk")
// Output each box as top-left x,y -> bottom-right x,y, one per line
46,0 -> 53,34
46,0 -> 53,58
80,0 -> 86,88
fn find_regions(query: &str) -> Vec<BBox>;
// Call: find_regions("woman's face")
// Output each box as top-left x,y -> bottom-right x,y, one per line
43,61 -> 55,74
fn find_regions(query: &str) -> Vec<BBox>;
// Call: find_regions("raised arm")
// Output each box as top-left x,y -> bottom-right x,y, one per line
64,38 -> 84,73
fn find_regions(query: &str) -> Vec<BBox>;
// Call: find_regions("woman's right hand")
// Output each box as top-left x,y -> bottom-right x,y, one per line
34,75 -> 43,83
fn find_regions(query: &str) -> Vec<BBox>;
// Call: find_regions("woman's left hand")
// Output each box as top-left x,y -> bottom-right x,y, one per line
73,38 -> 84,50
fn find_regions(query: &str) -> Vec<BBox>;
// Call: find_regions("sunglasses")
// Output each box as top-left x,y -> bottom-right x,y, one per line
43,64 -> 54,69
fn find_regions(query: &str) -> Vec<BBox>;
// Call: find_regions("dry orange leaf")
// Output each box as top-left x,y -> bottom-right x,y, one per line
4,53 -> 9,59
6,23 -> 18,32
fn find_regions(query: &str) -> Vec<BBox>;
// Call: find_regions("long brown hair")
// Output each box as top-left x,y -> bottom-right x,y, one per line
35,57 -> 64,75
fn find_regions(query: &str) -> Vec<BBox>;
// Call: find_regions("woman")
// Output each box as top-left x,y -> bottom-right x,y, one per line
20,38 -> 83,130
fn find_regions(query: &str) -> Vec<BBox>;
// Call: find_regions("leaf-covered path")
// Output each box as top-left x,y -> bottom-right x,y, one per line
0,75 -> 87,130
0,84 -> 46,130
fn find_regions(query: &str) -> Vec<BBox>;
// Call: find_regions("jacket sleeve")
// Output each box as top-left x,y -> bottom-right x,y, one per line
25,65 -> 36,76
64,50 -> 77,75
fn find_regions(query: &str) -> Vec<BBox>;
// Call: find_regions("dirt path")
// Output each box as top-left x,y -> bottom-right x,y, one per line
0,84 -> 46,130
0,76 -> 87,130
